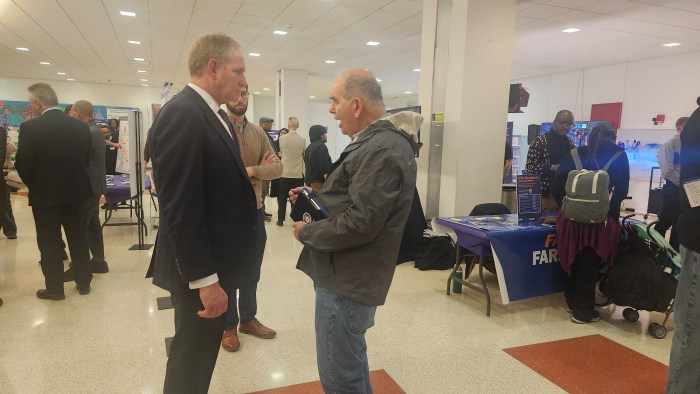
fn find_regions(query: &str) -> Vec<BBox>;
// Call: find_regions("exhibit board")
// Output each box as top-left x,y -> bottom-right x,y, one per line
0,99 -> 137,164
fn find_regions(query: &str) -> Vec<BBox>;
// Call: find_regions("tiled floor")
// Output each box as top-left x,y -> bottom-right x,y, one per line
0,192 -> 674,393
250,369 -> 404,394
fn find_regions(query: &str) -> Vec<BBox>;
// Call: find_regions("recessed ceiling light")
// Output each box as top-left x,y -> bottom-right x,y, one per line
663,42 -> 681,47
67,78 -> 75,81
263,87 -> 270,91
140,78 -> 148,82
249,52 -> 261,57
128,40 -> 141,45
366,41 -> 380,46
57,72 -> 66,75
273,30 -> 288,35
376,78 -> 382,82
325,60 -> 336,64
40,61 -> 51,65
133,57 -> 145,61
16,47 -> 29,51
561,28 -> 580,33
142,84 -> 149,87
137,70 -> 147,73
413,68 -> 420,72
309,95 -> 316,99
254,91 -> 261,95
120,11 -> 136,17
404,91 -> 412,94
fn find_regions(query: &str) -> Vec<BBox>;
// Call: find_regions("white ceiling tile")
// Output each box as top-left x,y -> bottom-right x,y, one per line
517,4 -> 571,19
340,0 -> 395,9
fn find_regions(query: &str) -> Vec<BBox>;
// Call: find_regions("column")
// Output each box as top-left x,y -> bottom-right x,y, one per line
418,0 -> 516,217
276,68 -> 309,141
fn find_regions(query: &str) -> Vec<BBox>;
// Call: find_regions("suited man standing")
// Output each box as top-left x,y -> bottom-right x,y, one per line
65,100 -> 109,277
147,33 -> 258,393
15,83 -> 93,300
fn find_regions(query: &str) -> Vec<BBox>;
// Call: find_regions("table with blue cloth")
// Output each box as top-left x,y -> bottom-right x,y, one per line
103,174 -> 151,234
434,214 -> 568,316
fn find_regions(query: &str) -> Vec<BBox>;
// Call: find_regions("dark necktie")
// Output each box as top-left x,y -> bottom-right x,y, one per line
217,109 -> 241,147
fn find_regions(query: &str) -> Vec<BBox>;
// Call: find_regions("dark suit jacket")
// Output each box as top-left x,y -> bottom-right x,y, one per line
15,109 -> 92,206
86,120 -> 107,196
147,85 -> 258,293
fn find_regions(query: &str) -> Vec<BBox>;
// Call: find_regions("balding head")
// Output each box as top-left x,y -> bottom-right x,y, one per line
552,109 -> 574,136
329,68 -> 385,137
337,68 -> 384,108
72,100 -> 94,123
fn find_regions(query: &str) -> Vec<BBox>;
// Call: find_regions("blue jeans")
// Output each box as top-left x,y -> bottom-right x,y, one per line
225,208 -> 266,329
315,286 -> 377,394
666,246 -> 700,393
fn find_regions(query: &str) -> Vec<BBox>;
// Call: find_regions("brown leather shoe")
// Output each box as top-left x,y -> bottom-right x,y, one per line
221,328 -> 240,352
239,318 -> 276,339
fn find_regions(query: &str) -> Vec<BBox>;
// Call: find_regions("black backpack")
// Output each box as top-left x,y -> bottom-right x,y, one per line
414,236 -> 455,271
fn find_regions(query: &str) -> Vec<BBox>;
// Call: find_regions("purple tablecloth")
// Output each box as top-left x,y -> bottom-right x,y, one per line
105,174 -> 151,205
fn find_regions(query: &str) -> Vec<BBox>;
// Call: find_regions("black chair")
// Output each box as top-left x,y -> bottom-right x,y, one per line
447,203 -> 511,316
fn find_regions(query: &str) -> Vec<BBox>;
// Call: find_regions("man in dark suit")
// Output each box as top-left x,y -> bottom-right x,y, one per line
15,83 -> 93,300
147,33 -> 257,394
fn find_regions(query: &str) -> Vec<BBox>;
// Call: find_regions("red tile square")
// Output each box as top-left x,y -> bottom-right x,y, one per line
504,334 -> 668,394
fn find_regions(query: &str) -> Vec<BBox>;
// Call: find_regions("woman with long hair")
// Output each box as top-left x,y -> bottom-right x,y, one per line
551,121 -> 630,323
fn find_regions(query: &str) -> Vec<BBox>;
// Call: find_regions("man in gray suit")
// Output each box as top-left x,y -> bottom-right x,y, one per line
66,100 -> 109,277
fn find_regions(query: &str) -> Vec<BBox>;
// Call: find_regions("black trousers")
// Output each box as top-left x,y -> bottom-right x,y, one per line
565,247 -> 601,321
83,196 -> 106,263
225,209 -> 267,329
31,200 -> 92,293
656,181 -> 680,251
164,289 -> 226,394
1,184 -> 17,237
277,177 -> 304,223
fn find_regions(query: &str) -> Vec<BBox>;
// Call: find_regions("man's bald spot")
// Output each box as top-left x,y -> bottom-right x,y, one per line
335,67 -> 384,108
338,67 -> 375,82
555,110 -> 573,120
73,100 -> 94,118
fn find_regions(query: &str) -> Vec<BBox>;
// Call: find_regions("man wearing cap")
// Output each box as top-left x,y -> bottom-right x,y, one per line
304,125 -> 331,191
277,116 -> 306,226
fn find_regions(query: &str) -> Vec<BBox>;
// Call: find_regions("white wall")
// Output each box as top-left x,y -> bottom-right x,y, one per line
250,95 -> 276,128
509,50 -> 700,213
385,95 -> 419,110
0,76 -> 161,129
509,51 -> 700,134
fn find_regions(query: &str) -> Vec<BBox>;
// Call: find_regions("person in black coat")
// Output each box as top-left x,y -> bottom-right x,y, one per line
666,96 -> 700,393
551,121 -> 629,324
15,83 -> 93,300
146,33 -> 258,394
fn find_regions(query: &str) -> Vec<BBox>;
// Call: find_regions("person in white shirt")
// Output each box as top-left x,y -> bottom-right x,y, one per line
277,116 -> 306,226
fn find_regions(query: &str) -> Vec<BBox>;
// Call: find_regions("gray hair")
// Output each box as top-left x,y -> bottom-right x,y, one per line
343,73 -> 384,107
188,33 -> 240,77
27,83 -> 58,106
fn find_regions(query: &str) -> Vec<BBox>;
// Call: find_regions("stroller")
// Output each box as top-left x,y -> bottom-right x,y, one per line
599,215 -> 682,339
